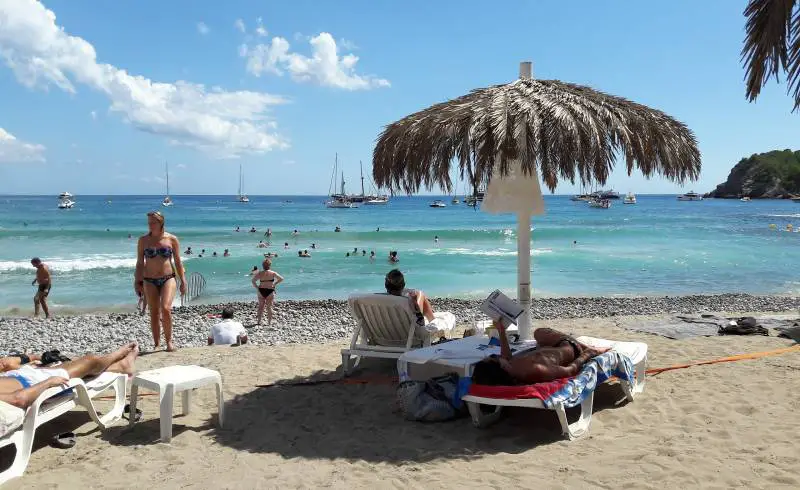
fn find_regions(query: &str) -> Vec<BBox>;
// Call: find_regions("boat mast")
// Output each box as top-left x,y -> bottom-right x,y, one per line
341,171 -> 345,196
238,164 -> 243,197
360,161 -> 365,196
165,161 -> 170,196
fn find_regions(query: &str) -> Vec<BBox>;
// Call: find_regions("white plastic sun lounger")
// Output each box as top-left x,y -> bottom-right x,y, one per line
0,372 -> 127,485
461,336 -> 647,440
341,294 -> 455,374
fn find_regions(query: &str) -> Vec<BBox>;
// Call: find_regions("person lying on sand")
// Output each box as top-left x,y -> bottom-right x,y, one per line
471,321 -> 608,385
0,343 -> 138,409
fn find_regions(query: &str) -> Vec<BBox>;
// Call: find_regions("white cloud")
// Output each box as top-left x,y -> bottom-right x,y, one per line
0,0 -> 288,157
242,31 -> 390,90
197,22 -> 210,35
90,110 -> 97,120
255,17 -> 268,37
176,163 -> 187,169
0,127 -> 46,163
339,38 -> 358,51
281,159 -> 295,166
234,18 -> 246,33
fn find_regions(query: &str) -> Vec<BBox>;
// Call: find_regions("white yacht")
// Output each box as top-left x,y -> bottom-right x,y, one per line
740,196 -> 751,202
623,192 -> 637,204
161,162 -> 173,207
429,200 -> 447,208
326,198 -> 357,208
237,164 -> 249,203
57,196 -> 75,209
58,191 -> 73,199
363,196 -> 389,205
677,191 -> 703,201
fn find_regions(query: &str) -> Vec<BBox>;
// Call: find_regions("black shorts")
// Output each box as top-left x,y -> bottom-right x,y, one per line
36,283 -> 51,298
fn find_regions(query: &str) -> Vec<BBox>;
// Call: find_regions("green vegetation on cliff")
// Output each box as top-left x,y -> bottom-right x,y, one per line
707,149 -> 800,199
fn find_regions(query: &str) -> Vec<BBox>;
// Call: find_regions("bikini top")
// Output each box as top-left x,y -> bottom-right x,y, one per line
143,247 -> 173,259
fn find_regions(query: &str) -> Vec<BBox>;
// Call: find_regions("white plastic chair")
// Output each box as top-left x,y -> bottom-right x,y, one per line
0,372 -> 127,484
341,294 -> 455,374
461,336 -> 647,440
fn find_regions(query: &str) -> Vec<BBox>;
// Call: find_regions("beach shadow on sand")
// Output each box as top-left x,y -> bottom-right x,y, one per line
206,358 -> 632,464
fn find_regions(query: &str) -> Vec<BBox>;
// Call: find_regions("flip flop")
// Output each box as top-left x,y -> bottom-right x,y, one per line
51,432 -> 76,449
123,403 -> 143,422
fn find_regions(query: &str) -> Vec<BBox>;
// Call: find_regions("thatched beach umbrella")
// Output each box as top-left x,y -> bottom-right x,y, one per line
741,0 -> 800,110
373,62 -> 700,340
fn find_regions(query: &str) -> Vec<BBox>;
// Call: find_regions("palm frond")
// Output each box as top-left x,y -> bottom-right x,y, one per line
742,0 -> 800,109
373,78 -> 700,193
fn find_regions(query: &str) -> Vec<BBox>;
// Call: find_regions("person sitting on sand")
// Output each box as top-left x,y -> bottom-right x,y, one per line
30,257 -> 51,319
0,343 -> 138,409
208,307 -> 248,346
471,320 -> 609,385
384,269 -> 455,334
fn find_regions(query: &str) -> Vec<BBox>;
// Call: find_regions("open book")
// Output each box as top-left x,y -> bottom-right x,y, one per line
480,290 -> 525,326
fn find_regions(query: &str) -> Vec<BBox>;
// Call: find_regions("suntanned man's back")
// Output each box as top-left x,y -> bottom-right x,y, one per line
30,257 -> 51,319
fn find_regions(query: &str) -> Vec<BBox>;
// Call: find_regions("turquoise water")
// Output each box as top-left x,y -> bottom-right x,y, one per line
1,194 -> 798,313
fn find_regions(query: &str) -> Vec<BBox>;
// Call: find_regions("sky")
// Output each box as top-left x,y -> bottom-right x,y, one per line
0,0 -> 798,196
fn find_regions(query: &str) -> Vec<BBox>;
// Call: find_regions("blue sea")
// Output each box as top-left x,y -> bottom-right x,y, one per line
1,194 -> 798,314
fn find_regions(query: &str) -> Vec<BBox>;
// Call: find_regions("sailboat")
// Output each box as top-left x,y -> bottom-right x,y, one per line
237,164 -> 249,203
360,160 -> 389,205
161,162 -> 173,207
325,154 -> 357,208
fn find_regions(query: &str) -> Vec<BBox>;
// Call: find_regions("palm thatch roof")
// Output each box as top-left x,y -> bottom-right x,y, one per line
742,0 -> 800,110
373,76 -> 700,195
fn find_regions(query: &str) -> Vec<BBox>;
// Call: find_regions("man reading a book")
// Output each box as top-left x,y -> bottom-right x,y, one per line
471,320 -> 609,385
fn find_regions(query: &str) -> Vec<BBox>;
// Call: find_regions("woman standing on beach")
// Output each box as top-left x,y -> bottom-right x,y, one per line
251,258 -> 284,326
134,211 -> 186,352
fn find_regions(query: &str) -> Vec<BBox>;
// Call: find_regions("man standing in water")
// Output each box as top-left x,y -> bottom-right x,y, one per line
30,257 -> 51,319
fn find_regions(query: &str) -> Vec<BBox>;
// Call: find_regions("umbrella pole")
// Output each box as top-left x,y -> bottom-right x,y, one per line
516,211 -> 532,340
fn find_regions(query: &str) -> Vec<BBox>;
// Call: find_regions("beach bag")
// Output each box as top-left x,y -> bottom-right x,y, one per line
396,373 -> 465,422
718,317 -> 768,336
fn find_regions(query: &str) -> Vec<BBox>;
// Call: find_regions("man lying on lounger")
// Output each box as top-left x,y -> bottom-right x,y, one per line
471,321 -> 609,385
0,343 -> 138,409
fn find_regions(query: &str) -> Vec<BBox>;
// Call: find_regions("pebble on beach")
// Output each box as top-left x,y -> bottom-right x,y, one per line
0,293 -> 797,356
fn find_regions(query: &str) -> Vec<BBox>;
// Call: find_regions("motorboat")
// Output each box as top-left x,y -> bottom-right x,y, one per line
451,197 -> 460,204
623,192 -> 637,204
238,164 -> 250,203
791,196 -> 800,203
58,191 -> 73,199
57,197 -> 75,209
162,162 -> 173,207
588,197 -> 611,209
740,196 -> 751,202
430,200 -> 447,208
325,198 -> 358,208
677,191 -> 703,201
363,196 -> 389,205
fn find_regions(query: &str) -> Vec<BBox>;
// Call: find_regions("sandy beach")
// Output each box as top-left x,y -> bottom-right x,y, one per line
2,312 -> 798,489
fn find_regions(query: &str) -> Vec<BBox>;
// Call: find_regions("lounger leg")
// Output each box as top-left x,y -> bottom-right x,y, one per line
634,356 -> 647,395
467,402 -> 504,428
555,391 -> 594,440
159,384 -> 175,443
182,389 -> 192,416
0,432 -> 32,485
128,384 -> 139,427
341,353 -> 351,376
215,377 -> 225,428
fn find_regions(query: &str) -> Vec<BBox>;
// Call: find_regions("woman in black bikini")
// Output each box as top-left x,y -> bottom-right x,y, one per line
251,258 -> 284,326
134,211 -> 186,352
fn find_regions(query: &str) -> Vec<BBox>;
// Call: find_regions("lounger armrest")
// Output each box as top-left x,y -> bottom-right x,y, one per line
27,380 -> 81,414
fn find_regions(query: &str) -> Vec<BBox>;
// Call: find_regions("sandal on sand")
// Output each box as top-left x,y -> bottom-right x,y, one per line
51,432 -> 76,449
123,403 -> 143,423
